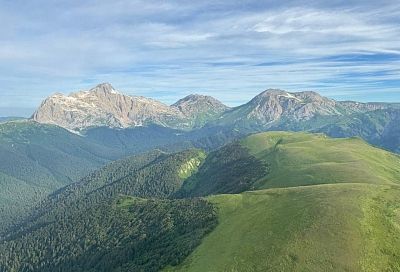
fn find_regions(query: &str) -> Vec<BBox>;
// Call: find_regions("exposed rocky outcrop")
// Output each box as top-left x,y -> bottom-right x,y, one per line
32,83 -> 229,131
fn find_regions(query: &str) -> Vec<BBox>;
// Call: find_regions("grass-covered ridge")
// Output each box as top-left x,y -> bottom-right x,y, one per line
179,131 -> 400,198
166,132 -> 400,271
241,131 -> 400,189
167,183 -> 400,272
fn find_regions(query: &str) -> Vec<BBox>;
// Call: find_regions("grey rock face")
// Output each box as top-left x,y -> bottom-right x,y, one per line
229,89 -> 341,125
32,83 -> 188,131
32,83 -> 230,131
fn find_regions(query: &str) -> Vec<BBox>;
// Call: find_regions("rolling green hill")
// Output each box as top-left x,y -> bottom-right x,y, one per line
241,131 -> 400,189
171,132 -> 400,271
179,131 -> 400,197
316,108 -> 400,153
167,183 -> 400,272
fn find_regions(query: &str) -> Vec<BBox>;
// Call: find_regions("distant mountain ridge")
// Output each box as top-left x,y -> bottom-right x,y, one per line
32,83 -> 229,131
213,89 -> 397,128
30,83 -> 400,154
32,83 -> 399,132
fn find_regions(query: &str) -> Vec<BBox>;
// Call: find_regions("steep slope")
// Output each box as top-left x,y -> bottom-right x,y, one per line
0,118 -> 246,233
32,83 -> 230,132
31,84 -> 400,153
172,94 -> 229,128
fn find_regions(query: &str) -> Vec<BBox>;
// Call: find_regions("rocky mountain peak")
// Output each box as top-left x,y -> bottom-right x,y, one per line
89,83 -> 120,95
32,84 -> 231,131
173,94 -> 228,110
172,94 -> 229,127
225,89 -> 341,126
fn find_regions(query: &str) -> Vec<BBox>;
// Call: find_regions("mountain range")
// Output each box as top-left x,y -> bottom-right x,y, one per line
32,83 -> 398,132
32,83 -> 228,131
31,83 -> 400,154
2,83 -> 400,271
2,83 -> 400,227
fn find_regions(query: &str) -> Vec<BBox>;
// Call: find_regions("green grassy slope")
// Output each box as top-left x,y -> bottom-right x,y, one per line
167,183 -> 400,272
167,132 -> 400,271
179,131 -> 400,198
241,131 -> 400,189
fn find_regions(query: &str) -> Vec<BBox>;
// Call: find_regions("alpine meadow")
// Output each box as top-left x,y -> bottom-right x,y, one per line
1,1 -> 400,272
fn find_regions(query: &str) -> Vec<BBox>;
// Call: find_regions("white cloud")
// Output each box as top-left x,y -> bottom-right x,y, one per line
0,0 -> 400,115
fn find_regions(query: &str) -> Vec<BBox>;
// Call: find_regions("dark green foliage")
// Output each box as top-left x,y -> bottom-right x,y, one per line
177,143 -> 269,197
7,149 -> 205,234
0,196 -> 217,272
0,121 -> 237,233
0,121 -> 119,232
0,148 -> 216,271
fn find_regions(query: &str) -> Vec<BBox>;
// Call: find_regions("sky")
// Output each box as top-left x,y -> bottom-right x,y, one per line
0,0 -> 400,117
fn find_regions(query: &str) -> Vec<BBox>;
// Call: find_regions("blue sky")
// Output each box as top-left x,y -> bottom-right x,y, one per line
1,0 -> 400,116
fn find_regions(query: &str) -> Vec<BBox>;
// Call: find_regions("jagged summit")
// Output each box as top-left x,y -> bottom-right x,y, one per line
86,83 -> 120,95
32,83 -> 186,131
32,84 -> 229,131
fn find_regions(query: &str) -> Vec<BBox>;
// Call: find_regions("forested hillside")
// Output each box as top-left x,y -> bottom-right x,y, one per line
0,121 -> 118,231
0,120 -> 240,233
0,149 -> 216,272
